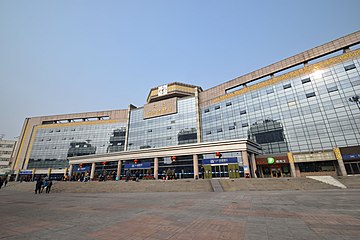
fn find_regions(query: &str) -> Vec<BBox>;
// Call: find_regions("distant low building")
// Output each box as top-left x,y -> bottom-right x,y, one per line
0,139 -> 17,176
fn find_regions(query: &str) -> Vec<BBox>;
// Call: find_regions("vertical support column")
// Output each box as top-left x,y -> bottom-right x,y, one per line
90,162 -> 96,180
250,153 -> 257,178
32,168 -> 36,181
287,152 -> 297,177
15,169 -> 20,182
116,160 -> 122,180
68,164 -> 73,177
124,105 -> 136,151
154,157 -> 159,180
193,154 -> 199,179
295,164 -> 301,177
63,168 -> 68,179
47,168 -> 52,178
334,148 -> 347,176
242,151 -> 250,177
195,87 -> 202,143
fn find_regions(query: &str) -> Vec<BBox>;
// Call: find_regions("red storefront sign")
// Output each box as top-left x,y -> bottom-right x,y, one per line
256,156 -> 289,165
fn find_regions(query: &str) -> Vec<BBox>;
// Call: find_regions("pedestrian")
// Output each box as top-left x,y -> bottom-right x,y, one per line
46,180 -> 53,193
41,178 -> 48,193
135,171 -> 139,182
0,178 -> 3,189
35,177 -> 42,194
4,178 -> 8,187
201,166 -> 205,179
125,170 -> 130,182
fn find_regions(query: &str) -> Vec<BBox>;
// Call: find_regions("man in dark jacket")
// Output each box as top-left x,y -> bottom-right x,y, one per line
35,177 -> 42,194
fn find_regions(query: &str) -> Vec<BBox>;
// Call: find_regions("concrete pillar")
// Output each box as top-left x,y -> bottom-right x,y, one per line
15,169 -> 20,182
250,153 -> 257,178
116,160 -> 122,180
154,157 -> 159,180
90,162 -> 96,180
47,168 -> 52,178
68,164 -> 73,177
195,88 -> 202,143
32,169 -> 36,181
334,148 -> 347,176
287,152 -> 297,177
242,151 -> 250,177
295,164 -> 301,177
193,154 -> 199,179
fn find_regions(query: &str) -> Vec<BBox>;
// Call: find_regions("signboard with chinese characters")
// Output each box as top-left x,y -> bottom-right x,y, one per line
158,84 -> 168,96
143,98 -> 177,119
124,162 -> 151,169
256,156 -> 289,165
73,166 -> 91,172
202,157 -> 238,165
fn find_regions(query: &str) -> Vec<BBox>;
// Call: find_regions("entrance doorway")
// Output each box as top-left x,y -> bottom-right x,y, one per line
211,165 -> 229,178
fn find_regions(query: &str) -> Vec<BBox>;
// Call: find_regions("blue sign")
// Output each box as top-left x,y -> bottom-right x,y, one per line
73,166 -> 91,172
202,157 -> 238,165
124,162 -> 151,169
20,170 -> 33,175
342,154 -> 360,161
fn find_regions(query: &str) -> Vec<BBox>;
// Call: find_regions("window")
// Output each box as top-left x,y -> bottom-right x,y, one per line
351,80 -> 360,87
217,128 -> 223,133
301,78 -> 311,84
242,123 -> 249,128
205,131 -> 211,135
266,88 -> 274,94
229,126 -> 236,130
327,86 -> 338,93
215,105 -> 220,110
283,83 -> 292,89
167,126 -> 172,130
147,129 -> 152,133
240,110 -> 246,115
344,64 -> 356,71
171,120 -> 176,124
204,109 -> 210,113
288,101 -> 296,107
226,102 -> 232,107
306,92 -> 316,98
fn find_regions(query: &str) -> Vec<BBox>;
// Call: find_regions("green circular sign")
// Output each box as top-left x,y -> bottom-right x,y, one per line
267,157 -> 275,164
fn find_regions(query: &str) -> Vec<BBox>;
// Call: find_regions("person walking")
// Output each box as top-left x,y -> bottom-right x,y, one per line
46,180 -> 53,193
35,177 -> 42,194
135,170 -> 139,182
0,178 -> 3,189
4,178 -> 8,187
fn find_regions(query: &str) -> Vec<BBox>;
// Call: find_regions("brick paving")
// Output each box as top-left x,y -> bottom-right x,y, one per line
0,188 -> 359,240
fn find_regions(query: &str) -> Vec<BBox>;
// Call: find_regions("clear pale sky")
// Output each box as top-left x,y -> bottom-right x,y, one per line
0,0 -> 359,140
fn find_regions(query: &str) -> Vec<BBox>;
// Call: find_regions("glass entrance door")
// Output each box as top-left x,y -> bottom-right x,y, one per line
211,165 -> 229,178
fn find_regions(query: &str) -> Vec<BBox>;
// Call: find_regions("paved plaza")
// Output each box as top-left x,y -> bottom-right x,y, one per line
0,188 -> 360,240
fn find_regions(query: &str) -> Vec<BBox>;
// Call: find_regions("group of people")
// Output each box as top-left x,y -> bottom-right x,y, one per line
125,170 -> 140,182
0,177 -> 8,189
35,177 -> 53,194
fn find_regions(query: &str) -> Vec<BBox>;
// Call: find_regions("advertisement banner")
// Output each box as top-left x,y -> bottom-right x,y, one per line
202,157 -> 238,165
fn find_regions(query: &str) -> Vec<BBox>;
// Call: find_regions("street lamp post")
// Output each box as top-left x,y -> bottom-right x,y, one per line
349,95 -> 360,111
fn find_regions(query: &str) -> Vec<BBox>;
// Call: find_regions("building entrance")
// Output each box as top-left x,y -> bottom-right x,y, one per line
211,165 -> 229,178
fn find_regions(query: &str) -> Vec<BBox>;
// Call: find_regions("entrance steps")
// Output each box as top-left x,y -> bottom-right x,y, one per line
306,176 -> 347,189
210,179 -> 224,192
4,176 -> 360,193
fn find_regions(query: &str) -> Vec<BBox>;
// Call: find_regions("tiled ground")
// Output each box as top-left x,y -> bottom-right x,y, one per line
0,189 -> 359,240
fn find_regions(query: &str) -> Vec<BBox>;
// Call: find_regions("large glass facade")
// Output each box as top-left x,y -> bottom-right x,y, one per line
127,97 -> 197,150
201,57 -> 360,154
28,121 -> 126,169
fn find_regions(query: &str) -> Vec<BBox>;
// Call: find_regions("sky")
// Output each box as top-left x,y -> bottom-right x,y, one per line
0,0 -> 359,140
